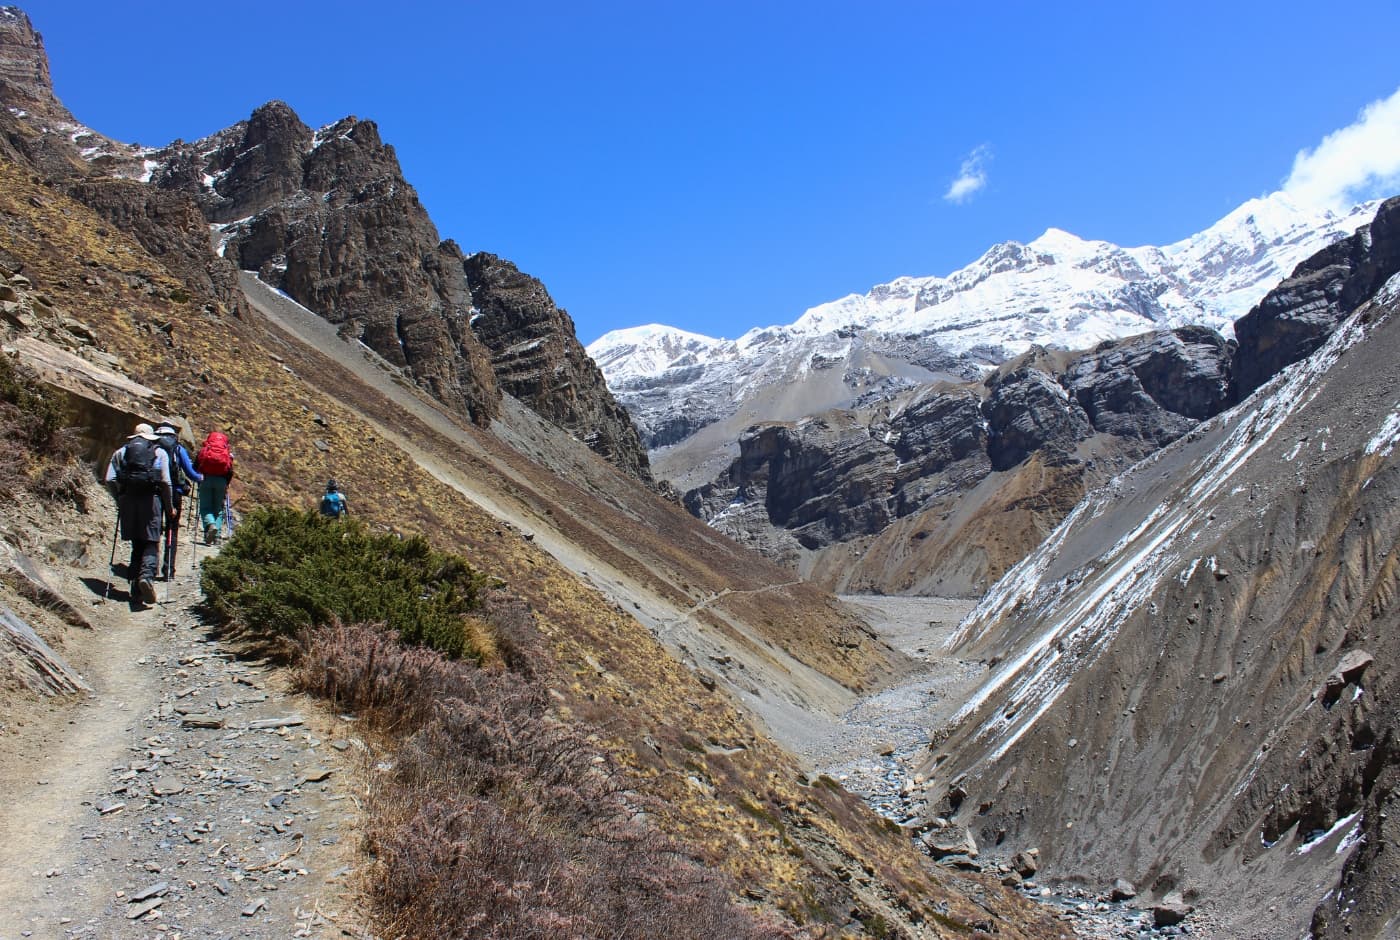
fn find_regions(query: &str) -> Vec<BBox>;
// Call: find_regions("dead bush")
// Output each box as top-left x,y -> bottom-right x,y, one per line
297,619 -> 798,939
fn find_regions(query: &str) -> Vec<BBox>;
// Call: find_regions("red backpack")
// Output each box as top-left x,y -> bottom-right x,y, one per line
195,432 -> 233,476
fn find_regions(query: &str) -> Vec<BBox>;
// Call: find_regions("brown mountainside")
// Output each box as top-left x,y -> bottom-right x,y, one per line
0,9 -> 1064,936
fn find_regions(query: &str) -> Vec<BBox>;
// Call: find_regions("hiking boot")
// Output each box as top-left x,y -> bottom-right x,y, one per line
137,579 -> 157,604
204,523 -> 216,545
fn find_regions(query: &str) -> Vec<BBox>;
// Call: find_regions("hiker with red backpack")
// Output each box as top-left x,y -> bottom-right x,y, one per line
104,422 -> 174,606
194,431 -> 234,545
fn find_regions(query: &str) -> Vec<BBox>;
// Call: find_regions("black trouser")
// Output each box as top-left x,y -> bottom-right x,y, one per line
161,497 -> 183,579
129,538 -> 160,582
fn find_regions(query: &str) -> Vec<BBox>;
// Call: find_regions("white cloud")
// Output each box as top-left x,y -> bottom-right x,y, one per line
1283,86 -> 1400,212
944,144 -> 992,204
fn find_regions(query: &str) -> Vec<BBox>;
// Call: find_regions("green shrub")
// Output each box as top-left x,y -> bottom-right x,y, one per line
200,507 -> 488,658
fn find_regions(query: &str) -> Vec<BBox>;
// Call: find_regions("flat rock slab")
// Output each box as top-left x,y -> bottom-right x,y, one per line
125,896 -> 164,919
181,714 -> 224,729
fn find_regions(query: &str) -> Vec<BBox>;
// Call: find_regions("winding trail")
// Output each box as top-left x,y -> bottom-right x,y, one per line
0,541 -> 367,940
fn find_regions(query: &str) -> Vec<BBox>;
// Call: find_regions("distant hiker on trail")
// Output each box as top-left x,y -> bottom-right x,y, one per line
194,430 -> 234,545
105,422 -> 174,606
154,422 -> 203,579
319,479 -> 349,519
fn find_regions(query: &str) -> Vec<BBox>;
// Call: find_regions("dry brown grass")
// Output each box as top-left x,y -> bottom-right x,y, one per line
296,617 -> 797,940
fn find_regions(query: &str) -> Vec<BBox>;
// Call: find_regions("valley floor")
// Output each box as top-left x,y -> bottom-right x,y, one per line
0,546 -> 367,939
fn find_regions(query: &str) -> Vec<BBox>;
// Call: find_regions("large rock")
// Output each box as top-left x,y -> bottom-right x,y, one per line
982,362 -> 1092,471
463,252 -> 652,484
1065,327 -> 1232,444
1233,195 -> 1400,398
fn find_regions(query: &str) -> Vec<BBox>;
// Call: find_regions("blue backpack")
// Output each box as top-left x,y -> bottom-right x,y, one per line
320,490 -> 346,518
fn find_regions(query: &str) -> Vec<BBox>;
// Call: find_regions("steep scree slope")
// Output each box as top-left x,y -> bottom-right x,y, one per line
918,220 -> 1400,938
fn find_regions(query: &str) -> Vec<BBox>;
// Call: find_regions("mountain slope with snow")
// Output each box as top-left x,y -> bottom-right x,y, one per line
590,192 -> 1376,453
910,216 -> 1400,937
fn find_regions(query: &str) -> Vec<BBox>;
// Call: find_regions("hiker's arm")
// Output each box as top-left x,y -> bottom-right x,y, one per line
158,453 -> 175,517
179,447 -> 203,483
104,450 -> 121,498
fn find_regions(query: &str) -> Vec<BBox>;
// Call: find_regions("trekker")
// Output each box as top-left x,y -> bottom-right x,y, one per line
154,422 -> 203,579
105,422 -> 174,606
319,479 -> 349,519
194,430 -> 234,544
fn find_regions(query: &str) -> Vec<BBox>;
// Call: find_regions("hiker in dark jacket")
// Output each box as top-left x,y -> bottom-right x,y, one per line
154,423 -> 203,579
104,422 -> 174,606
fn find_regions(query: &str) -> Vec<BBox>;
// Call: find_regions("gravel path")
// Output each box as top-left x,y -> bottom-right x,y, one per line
0,551 -> 368,939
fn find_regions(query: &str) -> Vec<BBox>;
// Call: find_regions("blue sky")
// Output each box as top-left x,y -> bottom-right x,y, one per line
30,1 -> 1400,344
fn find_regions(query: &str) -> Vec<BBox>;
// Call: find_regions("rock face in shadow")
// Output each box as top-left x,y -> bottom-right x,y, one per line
64,178 -> 251,320
463,253 -> 652,484
1234,195 -> 1400,398
686,326 -> 1236,590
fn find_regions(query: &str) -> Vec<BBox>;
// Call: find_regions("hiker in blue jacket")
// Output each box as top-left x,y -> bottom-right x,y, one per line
154,423 -> 203,580
319,479 -> 349,518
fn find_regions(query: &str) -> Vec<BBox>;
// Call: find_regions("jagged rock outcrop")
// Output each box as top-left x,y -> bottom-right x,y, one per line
890,389 -> 989,513
1233,195 -> 1400,398
148,103 -> 501,427
687,326 -> 1236,591
983,363 -> 1093,470
463,253 -> 652,483
1065,325 -> 1234,444
0,8 -> 71,126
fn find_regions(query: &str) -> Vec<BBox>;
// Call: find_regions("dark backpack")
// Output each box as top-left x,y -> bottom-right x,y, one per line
117,437 -> 162,495
156,433 -> 186,495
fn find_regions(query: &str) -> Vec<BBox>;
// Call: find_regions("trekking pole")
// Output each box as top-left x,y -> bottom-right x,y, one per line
190,484 -> 200,573
105,513 -> 119,601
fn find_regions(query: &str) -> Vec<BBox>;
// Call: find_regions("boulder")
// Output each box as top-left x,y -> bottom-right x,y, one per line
1010,850 -> 1039,878
1109,878 -> 1137,901
921,827 -> 978,859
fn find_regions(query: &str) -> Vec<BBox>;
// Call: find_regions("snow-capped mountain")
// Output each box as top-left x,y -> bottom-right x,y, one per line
589,191 -> 1377,453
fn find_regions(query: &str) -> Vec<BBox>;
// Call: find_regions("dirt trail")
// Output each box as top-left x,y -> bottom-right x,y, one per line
0,539 -> 367,939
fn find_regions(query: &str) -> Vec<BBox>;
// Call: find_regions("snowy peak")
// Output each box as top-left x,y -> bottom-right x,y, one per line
595,189 -> 1384,463
600,191 -> 1378,390
586,323 -> 730,383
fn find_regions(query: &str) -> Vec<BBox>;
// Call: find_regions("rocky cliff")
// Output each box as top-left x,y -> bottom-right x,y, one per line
463,252 -> 652,484
686,324 -> 1237,593
143,103 -> 502,428
1234,195 -> 1400,398
0,18 -> 651,479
